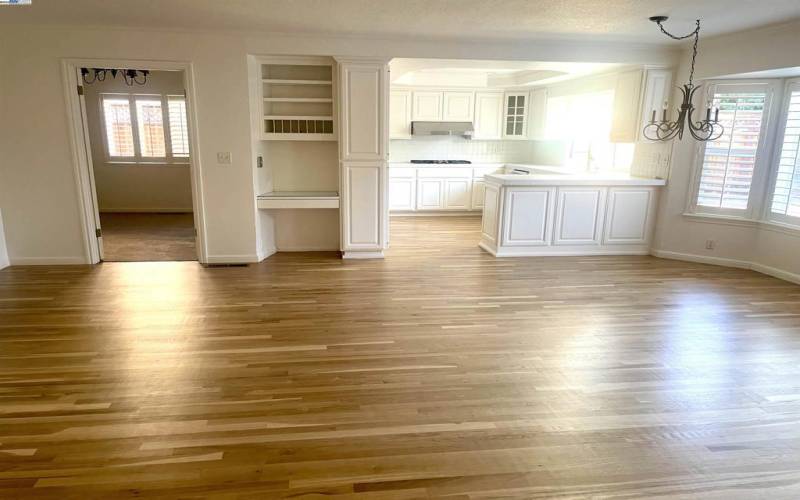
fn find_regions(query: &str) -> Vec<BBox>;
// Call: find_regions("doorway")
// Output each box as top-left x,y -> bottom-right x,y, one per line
65,61 -> 207,264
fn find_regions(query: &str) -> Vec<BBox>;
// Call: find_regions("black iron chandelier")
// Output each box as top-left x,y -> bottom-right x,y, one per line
642,16 -> 724,142
80,67 -> 150,86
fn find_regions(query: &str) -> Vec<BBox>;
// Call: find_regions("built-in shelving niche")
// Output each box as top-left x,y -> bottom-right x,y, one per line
261,61 -> 336,141
252,55 -> 341,253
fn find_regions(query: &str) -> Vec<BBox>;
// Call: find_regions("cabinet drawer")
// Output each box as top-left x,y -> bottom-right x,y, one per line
389,167 -> 416,178
416,167 -> 472,178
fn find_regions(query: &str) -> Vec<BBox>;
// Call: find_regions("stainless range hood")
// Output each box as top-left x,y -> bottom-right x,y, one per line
411,121 -> 474,138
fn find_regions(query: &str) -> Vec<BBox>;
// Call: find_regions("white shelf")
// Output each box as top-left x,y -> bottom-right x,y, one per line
263,98 -> 333,103
257,191 -> 340,209
262,79 -> 332,85
264,115 -> 333,120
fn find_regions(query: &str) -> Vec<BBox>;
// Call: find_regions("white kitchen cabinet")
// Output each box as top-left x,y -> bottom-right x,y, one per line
502,187 -> 555,246
389,90 -> 412,139
528,88 -> 548,140
412,91 -> 443,121
417,178 -> 445,210
604,188 -> 655,244
610,69 -> 644,143
389,178 -> 416,210
553,188 -> 606,245
503,92 -> 529,139
442,91 -> 474,121
444,178 -> 472,210
473,92 -> 504,140
638,68 -> 673,142
336,57 -> 389,259
471,180 -> 486,209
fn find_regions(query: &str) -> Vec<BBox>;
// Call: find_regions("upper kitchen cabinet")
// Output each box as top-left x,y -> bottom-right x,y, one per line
339,61 -> 387,160
528,88 -> 548,140
442,91 -> 475,121
473,92 -> 504,140
609,68 -> 672,143
412,91 -> 443,121
503,92 -> 529,139
259,57 -> 336,141
638,68 -> 672,142
390,89 -> 412,139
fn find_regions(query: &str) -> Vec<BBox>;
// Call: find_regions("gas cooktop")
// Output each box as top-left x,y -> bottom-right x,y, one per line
409,160 -> 472,164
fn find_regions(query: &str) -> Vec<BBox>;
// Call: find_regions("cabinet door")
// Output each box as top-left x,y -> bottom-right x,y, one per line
444,178 -> 472,210
528,88 -> 547,140
604,188 -> 654,244
471,180 -> 486,209
416,178 -> 444,210
473,92 -> 504,140
553,188 -> 606,245
503,92 -> 529,139
609,69 -> 644,143
389,178 -> 415,211
442,91 -> 474,121
389,90 -> 412,139
638,69 -> 672,142
412,91 -> 443,121
339,63 -> 387,160
501,187 -> 555,246
342,162 -> 385,250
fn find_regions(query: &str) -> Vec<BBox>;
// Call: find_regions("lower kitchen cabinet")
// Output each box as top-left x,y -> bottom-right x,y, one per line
471,180 -> 486,209
444,178 -> 472,210
417,178 -> 445,210
389,178 -> 415,210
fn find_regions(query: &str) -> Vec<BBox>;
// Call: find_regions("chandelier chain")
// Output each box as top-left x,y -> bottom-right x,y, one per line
655,19 -> 701,86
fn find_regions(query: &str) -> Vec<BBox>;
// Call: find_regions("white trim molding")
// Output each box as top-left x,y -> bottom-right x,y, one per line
651,249 -> 800,285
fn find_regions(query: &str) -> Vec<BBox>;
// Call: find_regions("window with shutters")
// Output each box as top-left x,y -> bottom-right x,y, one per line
100,93 -> 189,163
769,81 -> 800,223
693,84 -> 770,215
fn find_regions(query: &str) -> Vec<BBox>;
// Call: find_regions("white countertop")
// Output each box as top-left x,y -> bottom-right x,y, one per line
485,171 -> 666,187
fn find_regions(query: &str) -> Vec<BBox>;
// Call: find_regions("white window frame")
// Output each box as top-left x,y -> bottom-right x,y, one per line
688,80 -> 777,219
764,78 -> 800,228
98,92 -> 189,165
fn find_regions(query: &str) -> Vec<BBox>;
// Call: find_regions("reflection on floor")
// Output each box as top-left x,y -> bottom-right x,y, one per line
100,212 -> 196,262
2,216 -> 800,497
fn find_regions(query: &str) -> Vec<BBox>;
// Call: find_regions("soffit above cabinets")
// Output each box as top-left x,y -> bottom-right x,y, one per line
390,58 -> 624,89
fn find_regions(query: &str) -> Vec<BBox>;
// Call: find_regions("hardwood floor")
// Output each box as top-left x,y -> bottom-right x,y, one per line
1,216 -> 800,498
100,212 -> 197,262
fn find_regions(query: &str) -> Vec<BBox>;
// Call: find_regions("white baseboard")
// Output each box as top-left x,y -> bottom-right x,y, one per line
342,251 -> 384,259
99,208 -> 194,213
751,262 -> 800,285
650,249 -> 752,270
204,254 -> 260,265
390,211 -> 481,217
651,249 -> 800,285
275,246 -> 340,252
10,256 -> 88,265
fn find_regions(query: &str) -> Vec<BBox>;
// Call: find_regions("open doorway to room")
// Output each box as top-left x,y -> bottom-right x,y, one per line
77,67 -> 198,262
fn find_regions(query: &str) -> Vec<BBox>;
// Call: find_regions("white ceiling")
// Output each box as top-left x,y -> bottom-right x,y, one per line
391,59 -> 623,87
2,0 -> 799,44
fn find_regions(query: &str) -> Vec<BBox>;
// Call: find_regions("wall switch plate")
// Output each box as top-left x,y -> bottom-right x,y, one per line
257,156 -> 263,168
217,152 -> 232,164
705,239 -> 716,250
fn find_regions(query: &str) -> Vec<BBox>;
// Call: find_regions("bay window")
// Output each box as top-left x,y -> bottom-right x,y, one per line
100,93 -> 189,163
769,80 -> 800,222
693,83 -> 771,215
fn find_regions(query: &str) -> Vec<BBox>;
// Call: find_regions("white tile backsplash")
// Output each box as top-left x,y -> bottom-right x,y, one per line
390,137 -> 541,164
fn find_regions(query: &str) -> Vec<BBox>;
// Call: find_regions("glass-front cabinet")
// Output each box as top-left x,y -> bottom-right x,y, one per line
504,92 -> 529,138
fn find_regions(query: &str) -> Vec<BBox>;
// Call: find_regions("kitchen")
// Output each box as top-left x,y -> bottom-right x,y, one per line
387,58 -> 671,256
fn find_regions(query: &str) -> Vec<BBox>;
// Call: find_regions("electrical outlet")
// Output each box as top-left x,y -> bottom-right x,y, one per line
705,239 -> 716,250
216,152 -> 232,165
257,156 -> 263,169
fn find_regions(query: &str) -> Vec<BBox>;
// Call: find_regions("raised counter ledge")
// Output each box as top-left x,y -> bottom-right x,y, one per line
484,172 -> 666,187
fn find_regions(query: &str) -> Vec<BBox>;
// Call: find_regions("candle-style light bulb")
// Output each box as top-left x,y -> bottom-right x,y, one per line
714,108 -> 719,122
706,107 -> 711,121
651,110 -> 656,124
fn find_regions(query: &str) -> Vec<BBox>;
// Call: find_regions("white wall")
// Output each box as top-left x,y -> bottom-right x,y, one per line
83,70 -> 193,212
653,20 -> 800,283
0,23 -> 675,265
0,208 -> 9,270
